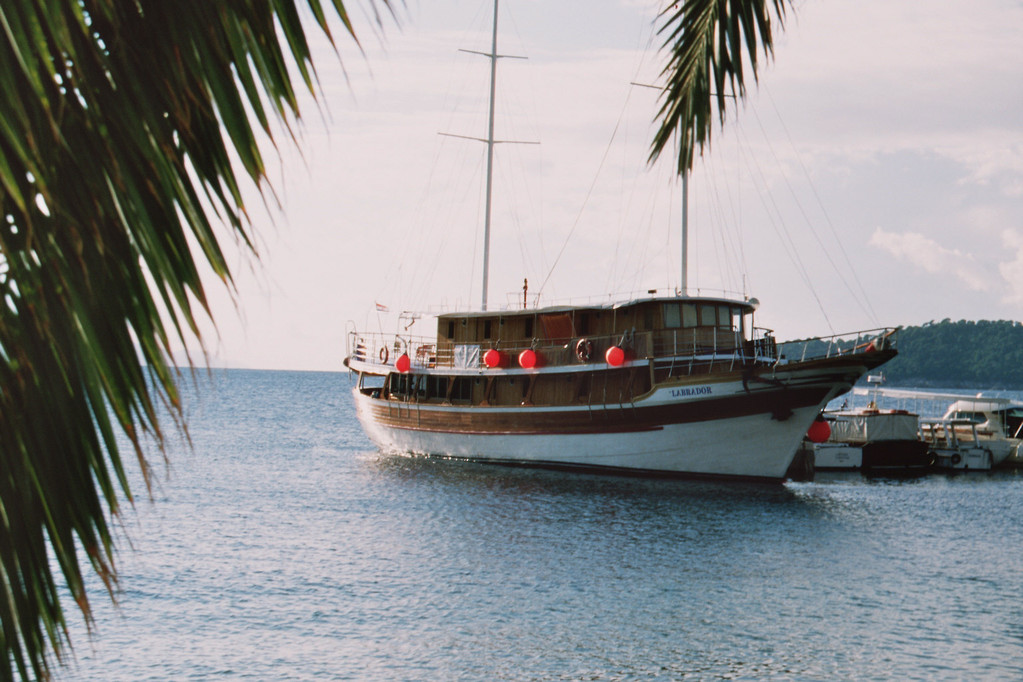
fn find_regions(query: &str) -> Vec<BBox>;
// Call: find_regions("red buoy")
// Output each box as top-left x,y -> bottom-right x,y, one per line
806,416 -> 831,443
395,353 -> 411,373
518,348 -> 537,369
605,345 -> 625,367
483,348 -> 503,368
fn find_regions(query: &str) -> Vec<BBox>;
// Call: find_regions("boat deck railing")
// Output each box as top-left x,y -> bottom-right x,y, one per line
919,418 -> 982,448
346,326 -> 896,373
778,327 -> 898,363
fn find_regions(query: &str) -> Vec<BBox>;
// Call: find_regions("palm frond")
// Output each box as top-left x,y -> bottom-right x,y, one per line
652,0 -> 791,174
0,1 -> 390,678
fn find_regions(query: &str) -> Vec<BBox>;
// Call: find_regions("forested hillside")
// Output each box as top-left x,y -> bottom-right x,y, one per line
876,319 -> 1023,388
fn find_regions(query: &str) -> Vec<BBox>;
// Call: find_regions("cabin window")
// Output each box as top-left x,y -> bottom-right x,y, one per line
578,312 -> 590,335
717,306 -> 731,328
525,318 -> 534,338
643,309 -> 654,330
484,319 -> 492,339
733,308 -> 746,335
663,304 -> 682,329
426,376 -> 448,399
389,373 -> 412,397
359,373 -> 385,390
450,377 -> 472,402
951,411 -> 986,424
1002,408 -> 1023,436
682,304 -> 697,328
447,321 -> 455,339
699,305 -> 716,327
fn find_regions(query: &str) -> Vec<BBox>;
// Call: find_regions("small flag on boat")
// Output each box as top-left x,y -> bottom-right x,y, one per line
375,302 -> 389,313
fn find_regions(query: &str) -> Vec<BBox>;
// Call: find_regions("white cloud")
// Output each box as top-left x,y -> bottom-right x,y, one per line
868,227 -> 993,292
998,230 -> 1023,304
187,0 -> 1023,369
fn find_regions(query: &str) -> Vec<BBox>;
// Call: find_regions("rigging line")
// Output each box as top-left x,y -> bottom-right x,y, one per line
737,126 -> 817,295
536,86 -> 635,299
406,140 -> 480,309
394,24 -> 494,313
702,165 -> 740,293
604,105 -> 628,295
704,133 -> 750,292
762,87 -> 878,323
618,175 -> 668,294
747,102 -> 875,324
736,125 -> 835,333
609,96 -> 658,297
544,17 -> 660,301
690,143 -> 738,294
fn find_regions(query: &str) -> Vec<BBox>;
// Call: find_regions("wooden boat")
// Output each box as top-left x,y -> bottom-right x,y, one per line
343,1 -> 897,481
345,302 -> 896,480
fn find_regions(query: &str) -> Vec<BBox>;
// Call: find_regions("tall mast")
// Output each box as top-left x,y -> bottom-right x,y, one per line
681,171 -> 688,296
481,0 -> 499,311
444,1 -> 533,311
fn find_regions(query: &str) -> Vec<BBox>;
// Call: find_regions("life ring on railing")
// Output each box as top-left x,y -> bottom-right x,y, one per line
575,338 -> 593,362
951,453 -> 962,465
378,346 -> 389,364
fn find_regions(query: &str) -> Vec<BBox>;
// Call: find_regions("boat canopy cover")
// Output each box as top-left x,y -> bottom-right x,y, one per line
946,398 -> 1013,413
829,412 -> 919,443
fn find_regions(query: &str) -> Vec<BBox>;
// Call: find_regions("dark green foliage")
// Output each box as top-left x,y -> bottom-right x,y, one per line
0,1 -> 779,678
652,0 -> 791,174
881,320 -> 1023,388
0,1 -> 389,679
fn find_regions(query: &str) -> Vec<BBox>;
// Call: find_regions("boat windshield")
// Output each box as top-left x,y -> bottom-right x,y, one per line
949,411 -> 987,425
999,407 -> 1023,438
662,302 -> 746,335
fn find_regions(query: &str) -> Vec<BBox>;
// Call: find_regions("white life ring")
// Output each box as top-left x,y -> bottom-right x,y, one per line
575,338 -> 593,362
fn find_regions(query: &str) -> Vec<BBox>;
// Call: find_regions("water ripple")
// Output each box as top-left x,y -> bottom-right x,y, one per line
60,371 -> 1023,680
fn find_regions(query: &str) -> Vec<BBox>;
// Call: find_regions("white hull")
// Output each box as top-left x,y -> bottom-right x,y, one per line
933,447 -> 993,470
355,388 -> 826,480
813,443 -> 863,470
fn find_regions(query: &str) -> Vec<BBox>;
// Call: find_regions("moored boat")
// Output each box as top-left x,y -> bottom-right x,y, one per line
810,408 -> 932,473
807,375 -> 932,474
853,387 -> 1023,468
345,304 -> 897,481
342,0 -> 897,481
921,418 -> 994,470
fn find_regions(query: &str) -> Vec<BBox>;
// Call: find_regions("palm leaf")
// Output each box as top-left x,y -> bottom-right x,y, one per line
652,0 -> 791,174
0,1 -> 391,678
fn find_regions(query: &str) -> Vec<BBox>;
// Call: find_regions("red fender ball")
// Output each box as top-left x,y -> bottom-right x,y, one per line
518,349 -> 537,369
806,417 -> 831,443
395,353 -> 411,373
605,345 -> 625,367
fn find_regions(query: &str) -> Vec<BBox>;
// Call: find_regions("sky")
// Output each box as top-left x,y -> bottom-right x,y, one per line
185,0 -> 1023,371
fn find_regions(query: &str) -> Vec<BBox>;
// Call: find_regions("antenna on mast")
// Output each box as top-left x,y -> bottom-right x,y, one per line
442,0 -> 536,311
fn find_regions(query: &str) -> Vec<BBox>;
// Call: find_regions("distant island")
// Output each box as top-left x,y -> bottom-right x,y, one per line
873,319 -> 1023,389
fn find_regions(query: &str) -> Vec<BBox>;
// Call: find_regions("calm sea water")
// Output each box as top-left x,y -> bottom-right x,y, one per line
60,370 -> 1023,680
